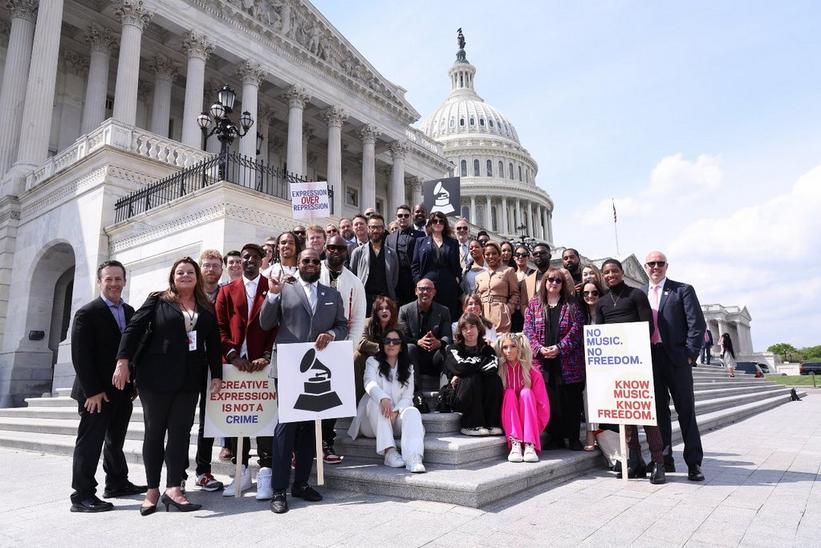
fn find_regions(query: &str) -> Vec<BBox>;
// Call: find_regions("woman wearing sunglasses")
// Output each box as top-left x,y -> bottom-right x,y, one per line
347,329 -> 426,473
523,267 -> 586,451
581,277 -> 606,451
411,212 -> 462,320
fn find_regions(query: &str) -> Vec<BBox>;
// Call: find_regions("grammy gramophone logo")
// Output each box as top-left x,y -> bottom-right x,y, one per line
294,348 -> 343,412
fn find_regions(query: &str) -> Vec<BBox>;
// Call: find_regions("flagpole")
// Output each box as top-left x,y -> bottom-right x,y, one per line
612,198 -> 620,256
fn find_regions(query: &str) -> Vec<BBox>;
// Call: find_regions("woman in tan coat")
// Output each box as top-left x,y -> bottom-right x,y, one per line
474,241 -> 520,333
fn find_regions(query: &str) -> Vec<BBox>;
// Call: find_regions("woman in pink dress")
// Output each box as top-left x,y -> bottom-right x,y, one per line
495,333 -> 550,463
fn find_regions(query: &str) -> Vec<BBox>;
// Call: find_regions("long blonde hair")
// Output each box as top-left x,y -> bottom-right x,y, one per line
495,332 -> 533,388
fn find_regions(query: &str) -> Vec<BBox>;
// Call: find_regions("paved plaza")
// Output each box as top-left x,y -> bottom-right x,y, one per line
1,392 -> 819,547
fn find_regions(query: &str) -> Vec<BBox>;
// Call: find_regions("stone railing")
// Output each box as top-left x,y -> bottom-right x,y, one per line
25,119 -> 211,191
405,126 -> 444,156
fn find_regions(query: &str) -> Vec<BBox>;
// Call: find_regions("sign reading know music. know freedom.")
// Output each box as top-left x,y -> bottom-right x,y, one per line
290,181 -> 330,220
203,365 -> 278,438
584,322 -> 657,426
275,340 -> 356,424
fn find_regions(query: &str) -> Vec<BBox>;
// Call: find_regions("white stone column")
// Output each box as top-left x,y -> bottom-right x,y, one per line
256,107 -> 271,165
237,61 -> 263,158
516,199 -> 522,232
360,124 -> 379,211
485,195 -> 492,230
388,141 -> 408,215
81,23 -> 116,134
112,1 -> 151,126
148,55 -> 176,137
284,85 -> 309,175
323,107 -> 345,215
501,196 -> 508,235
301,127 -> 313,175
5,0 -> 64,189
547,210 -> 554,243
470,195 -> 476,224
180,32 -> 213,148
411,177 -> 422,207
0,1 -> 37,176
55,51 -> 88,151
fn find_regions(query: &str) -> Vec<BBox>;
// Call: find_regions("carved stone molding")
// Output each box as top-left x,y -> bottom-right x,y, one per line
283,85 -> 310,109
7,0 -> 37,23
60,49 -> 89,76
302,126 -> 313,140
359,124 -> 380,145
149,54 -> 178,80
85,23 -> 118,54
322,106 -> 347,129
182,31 -> 214,61
388,140 -> 409,160
237,60 -> 264,86
113,0 -> 153,31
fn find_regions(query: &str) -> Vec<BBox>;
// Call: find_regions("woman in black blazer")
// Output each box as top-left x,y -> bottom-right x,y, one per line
411,211 -> 463,319
113,257 -> 222,515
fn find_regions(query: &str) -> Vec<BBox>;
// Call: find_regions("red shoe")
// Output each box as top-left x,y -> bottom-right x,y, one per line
322,442 -> 343,464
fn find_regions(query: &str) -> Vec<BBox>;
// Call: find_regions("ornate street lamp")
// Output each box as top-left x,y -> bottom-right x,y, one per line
197,85 -> 254,181
514,223 -> 535,251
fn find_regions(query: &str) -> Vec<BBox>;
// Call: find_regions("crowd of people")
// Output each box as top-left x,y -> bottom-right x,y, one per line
69,202 -> 714,516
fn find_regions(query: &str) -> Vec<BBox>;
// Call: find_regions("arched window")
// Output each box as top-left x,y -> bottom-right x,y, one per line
486,159 -> 493,177
479,118 -> 485,126
473,159 -> 480,176
491,206 -> 498,232
470,117 -> 475,126
449,117 -> 455,128
459,118 -> 465,127
509,162 -> 514,179
489,119 -> 494,128
518,165 -> 523,181
461,205 -> 470,221
498,161 -> 504,178
460,159 -> 467,176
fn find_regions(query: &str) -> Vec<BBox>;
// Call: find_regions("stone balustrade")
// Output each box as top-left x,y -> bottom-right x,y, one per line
405,126 -> 443,156
25,118 -> 211,191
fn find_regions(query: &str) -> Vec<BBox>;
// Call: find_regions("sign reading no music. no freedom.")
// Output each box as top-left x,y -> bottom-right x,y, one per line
290,181 -> 330,220
204,365 -> 278,438
584,322 -> 657,426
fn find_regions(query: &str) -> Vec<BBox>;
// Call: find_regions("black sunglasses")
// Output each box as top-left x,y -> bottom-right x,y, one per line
300,258 -> 321,265
546,277 -> 563,284
646,261 -> 666,268
583,290 -> 600,297
383,337 -> 402,346
514,252 -> 530,257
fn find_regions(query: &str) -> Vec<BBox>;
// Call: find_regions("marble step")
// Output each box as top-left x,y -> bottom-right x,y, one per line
331,431 -> 507,466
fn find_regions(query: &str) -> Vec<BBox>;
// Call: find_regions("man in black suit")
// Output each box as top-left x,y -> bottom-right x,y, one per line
260,249 -> 348,514
70,260 -> 146,512
398,278 -> 453,400
644,250 -> 707,481
386,204 -> 424,306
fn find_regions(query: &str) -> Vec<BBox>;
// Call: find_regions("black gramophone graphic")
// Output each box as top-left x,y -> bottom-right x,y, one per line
293,348 -> 343,412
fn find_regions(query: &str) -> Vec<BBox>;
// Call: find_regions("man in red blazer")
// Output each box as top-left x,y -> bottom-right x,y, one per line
216,243 -> 277,499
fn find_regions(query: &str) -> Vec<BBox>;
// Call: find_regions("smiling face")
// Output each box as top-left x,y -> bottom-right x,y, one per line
200,257 -> 223,286
463,295 -> 482,316
644,250 -> 668,284
500,243 -> 513,264
582,282 -> 600,306
415,279 -> 436,307
382,329 -> 402,359
367,217 -> 385,243
514,247 -> 530,268
352,216 -> 367,240
413,204 -> 426,224
582,266 -> 598,284
278,233 -> 297,260
454,219 -> 469,242
173,261 -> 197,293
562,249 -> 580,273
226,254 -> 242,278
298,249 -> 321,283
241,248 -> 262,279
396,207 -> 411,229
469,240 -> 483,262
339,218 -> 353,239
307,229 -> 326,254
98,265 -> 126,303
484,245 -> 501,269
602,263 -> 624,287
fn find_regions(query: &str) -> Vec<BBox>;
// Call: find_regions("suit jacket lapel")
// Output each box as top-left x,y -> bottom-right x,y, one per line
235,280 -> 249,321
294,282 -> 313,316
249,278 -> 268,321
658,281 -> 671,313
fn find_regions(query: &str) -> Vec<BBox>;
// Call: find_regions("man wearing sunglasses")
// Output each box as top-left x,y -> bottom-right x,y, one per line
453,218 -> 471,271
260,248 -> 348,514
643,250 -> 707,482
386,204 -> 425,305
520,242 -> 552,307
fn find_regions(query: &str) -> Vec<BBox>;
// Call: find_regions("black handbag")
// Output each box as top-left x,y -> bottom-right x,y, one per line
436,382 -> 456,412
130,298 -> 158,378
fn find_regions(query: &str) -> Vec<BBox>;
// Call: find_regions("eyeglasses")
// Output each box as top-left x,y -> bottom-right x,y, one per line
383,337 -> 402,346
201,263 -> 222,270
416,286 -> 434,292
514,252 -> 530,258
293,230 -> 306,235
646,261 -> 666,268
583,290 -> 600,297
396,213 -> 410,218
431,218 -> 445,225
326,245 -> 347,252
546,277 -> 563,284
532,250 -> 548,256
455,226 -> 468,231
300,258 -> 321,265
326,228 -> 338,233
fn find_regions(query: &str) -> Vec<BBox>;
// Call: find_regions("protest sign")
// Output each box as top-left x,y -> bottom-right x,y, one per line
291,181 -> 330,220
584,322 -> 656,426
204,364 -> 278,438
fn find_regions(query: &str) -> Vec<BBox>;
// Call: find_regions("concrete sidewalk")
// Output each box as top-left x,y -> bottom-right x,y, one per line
2,393 -> 819,547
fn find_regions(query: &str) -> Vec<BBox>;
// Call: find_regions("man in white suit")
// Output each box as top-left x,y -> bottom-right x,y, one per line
261,249 -> 348,514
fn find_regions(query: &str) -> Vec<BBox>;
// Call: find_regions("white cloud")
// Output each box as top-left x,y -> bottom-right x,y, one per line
649,153 -> 722,195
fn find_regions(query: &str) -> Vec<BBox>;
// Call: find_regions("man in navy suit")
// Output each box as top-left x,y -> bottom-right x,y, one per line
644,251 -> 707,481
70,260 -> 146,512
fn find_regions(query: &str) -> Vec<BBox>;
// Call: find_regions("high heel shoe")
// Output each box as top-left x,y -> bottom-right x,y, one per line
139,503 -> 157,516
160,493 -> 202,512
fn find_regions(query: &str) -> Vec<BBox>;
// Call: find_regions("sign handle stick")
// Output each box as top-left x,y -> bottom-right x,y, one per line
235,436 -> 244,498
315,419 -> 324,485
619,425 -> 628,484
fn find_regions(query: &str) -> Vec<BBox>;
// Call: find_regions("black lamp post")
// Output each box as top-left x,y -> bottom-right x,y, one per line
197,85 -> 255,181
514,223 -> 535,251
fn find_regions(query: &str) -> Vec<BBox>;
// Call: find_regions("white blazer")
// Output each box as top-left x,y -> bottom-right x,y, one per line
347,356 -> 415,440
320,263 -> 367,344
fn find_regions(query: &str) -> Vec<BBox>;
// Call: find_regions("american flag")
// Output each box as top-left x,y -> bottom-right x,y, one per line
612,199 -> 617,223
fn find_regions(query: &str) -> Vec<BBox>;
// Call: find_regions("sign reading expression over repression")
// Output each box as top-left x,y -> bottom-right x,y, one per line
584,322 -> 657,426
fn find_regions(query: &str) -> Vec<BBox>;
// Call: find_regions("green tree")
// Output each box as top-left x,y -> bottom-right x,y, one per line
767,343 -> 801,362
801,345 -> 821,360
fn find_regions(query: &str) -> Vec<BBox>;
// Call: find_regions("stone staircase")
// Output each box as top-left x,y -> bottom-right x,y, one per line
0,366 -> 803,507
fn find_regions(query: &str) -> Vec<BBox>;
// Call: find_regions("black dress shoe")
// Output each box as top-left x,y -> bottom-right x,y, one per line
103,482 -> 148,498
650,463 -> 666,484
160,493 -> 201,512
139,504 -> 157,516
663,459 -> 676,473
291,482 -> 322,502
70,496 -> 114,513
413,395 -> 431,414
271,491 -> 288,514
688,464 -> 705,482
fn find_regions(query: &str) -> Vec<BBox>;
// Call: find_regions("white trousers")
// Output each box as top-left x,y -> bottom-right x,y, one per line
359,400 -> 425,458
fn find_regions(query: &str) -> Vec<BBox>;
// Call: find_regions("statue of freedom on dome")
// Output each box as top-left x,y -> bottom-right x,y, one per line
457,28 -> 466,50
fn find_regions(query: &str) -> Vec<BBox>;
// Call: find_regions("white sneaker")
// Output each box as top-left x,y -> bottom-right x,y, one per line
488,427 -> 504,436
222,465 -> 252,497
255,467 -> 273,500
460,427 -> 490,436
405,454 -> 426,473
384,448 -> 405,468
523,443 -> 539,463
508,439 -> 523,463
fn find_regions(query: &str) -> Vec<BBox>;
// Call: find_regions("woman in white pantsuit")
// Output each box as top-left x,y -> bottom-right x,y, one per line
348,329 -> 426,473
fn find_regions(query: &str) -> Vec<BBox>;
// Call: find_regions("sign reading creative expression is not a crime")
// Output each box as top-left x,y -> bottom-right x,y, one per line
204,365 -> 278,438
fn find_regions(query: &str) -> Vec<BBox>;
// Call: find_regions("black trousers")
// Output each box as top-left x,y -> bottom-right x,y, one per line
139,390 -> 198,489
407,344 -> 445,393
229,436 -> 273,468
180,387 -> 214,480
71,395 -> 132,501
652,345 -> 703,467
271,421 -> 315,491
321,418 -> 336,447
545,374 -> 585,443
452,373 -> 504,429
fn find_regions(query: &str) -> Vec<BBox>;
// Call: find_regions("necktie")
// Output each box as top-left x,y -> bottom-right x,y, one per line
308,283 -> 317,313
649,285 -> 662,344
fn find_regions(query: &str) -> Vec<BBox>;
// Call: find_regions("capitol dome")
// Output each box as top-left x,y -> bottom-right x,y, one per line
419,30 -> 554,242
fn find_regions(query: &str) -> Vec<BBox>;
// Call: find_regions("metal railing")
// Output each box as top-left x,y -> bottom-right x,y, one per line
114,152 -> 332,223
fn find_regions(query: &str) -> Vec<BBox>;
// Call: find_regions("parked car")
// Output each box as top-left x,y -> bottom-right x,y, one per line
735,362 -> 766,377
799,361 -> 821,375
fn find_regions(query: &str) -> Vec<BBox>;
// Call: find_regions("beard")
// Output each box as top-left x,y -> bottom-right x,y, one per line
300,269 -> 320,284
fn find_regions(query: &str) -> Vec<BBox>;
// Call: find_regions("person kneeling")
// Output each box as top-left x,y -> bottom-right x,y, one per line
348,329 -> 426,473
496,333 -> 550,463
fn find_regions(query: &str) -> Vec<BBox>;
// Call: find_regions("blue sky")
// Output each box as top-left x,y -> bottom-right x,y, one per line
313,0 -> 821,352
